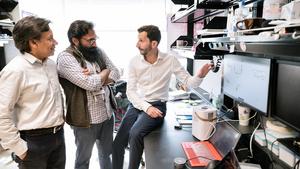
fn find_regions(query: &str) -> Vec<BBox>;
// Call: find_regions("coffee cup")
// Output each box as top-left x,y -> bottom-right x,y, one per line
236,18 -> 266,30
238,104 -> 251,126
176,40 -> 188,47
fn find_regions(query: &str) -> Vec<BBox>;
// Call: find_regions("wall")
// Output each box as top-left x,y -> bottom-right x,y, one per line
15,0 -> 170,79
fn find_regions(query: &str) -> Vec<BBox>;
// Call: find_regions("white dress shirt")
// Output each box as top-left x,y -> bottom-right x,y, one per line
126,51 -> 203,112
0,53 -> 64,156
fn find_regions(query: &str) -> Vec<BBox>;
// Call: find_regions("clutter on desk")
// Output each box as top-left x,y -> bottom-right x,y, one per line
173,100 -> 202,125
276,137 -> 300,168
168,90 -> 190,101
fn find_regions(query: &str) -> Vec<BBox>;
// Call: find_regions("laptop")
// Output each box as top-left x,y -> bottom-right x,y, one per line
221,149 -> 262,169
182,121 -> 241,167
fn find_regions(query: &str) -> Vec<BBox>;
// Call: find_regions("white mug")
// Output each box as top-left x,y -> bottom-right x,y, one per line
176,40 -> 188,47
238,104 -> 251,126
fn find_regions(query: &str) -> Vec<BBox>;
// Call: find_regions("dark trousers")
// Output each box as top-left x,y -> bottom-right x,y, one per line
16,129 -> 66,169
73,118 -> 114,169
112,101 -> 166,169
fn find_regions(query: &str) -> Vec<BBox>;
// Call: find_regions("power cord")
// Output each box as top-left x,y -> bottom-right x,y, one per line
259,115 -> 275,169
204,122 -> 216,140
294,159 -> 300,169
270,140 -> 278,169
249,122 -> 261,158
217,112 -> 257,124
215,104 -> 235,120
211,55 -> 223,73
184,155 -> 215,169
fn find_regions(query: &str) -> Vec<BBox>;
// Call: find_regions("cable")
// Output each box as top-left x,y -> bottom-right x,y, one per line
249,122 -> 261,158
184,155 -> 215,169
294,159 -> 300,169
217,112 -> 257,124
215,104 -> 235,120
204,122 -> 216,140
259,115 -> 275,169
211,55 -> 223,73
270,140 -> 278,169
292,31 -> 300,40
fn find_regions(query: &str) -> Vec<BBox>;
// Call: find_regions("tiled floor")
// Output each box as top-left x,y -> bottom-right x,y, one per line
0,125 -> 145,169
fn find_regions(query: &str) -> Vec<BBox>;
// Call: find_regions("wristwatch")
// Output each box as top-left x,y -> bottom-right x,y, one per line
11,152 -> 22,163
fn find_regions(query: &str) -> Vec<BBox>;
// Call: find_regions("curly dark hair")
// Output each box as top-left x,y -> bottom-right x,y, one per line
67,20 -> 94,45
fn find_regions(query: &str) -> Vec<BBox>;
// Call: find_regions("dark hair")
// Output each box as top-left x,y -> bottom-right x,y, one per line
137,25 -> 161,44
67,20 -> 94,45
12,16 -> 50,54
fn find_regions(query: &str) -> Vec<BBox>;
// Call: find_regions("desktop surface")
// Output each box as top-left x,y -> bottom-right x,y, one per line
144,101 -> 242,169
144,102 -> 197,169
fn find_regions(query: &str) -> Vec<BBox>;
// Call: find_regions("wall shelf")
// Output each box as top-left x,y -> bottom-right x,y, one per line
195,30 -> 300,61
171,0 -> 193,5
171,0 -> 235,23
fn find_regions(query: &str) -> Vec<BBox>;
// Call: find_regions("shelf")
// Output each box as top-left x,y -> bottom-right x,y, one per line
243,0 -> 263,6
0,0 -> 18,12
0,19 -> 14,27
171,0 -> 234,23
195,27 -> 300,61
171,0 -> 193,5
0,39 -> 11,47
253,140 -> 293,169
197,0 -> 235,9
171,46 -> 195,59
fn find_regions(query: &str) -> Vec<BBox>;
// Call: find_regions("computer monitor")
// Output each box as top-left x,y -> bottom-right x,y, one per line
223,54 -> 271,115
272,60 -> 300,132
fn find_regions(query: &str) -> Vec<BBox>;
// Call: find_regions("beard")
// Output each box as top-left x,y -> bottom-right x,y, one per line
138,45 -> 152,56
78,44 -> 100,63
77,43 -> 106,69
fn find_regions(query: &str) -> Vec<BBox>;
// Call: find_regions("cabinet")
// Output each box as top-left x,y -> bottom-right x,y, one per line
0,0 -> 19,70
170,0 -> 237,75
170,0 -> 300,168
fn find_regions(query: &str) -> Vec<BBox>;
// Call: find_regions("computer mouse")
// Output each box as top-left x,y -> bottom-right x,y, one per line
206,160 -> 221,169
189,93 -> 200,100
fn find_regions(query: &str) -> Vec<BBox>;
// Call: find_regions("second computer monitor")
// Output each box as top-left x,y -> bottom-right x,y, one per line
223,54 -> 271,115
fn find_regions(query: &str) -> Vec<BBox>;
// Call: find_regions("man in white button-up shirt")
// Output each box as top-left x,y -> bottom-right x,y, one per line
112,25 -> 212,169
0,16 -> 65,169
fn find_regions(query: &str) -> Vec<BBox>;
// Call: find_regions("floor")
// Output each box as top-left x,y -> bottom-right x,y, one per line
0,125 -> 145,169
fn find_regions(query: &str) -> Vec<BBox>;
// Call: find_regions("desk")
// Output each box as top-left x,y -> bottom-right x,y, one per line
144,101 -> 197,169
143,101 -> 248,169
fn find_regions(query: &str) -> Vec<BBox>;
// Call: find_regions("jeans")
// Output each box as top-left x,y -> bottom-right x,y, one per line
73,117 -> 114,169
112,101 -> 166,169
16,129 -> 66,169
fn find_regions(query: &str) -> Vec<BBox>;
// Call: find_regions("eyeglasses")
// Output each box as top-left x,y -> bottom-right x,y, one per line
81,36 -> 98,45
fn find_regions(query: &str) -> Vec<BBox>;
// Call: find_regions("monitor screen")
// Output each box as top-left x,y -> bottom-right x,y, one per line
272,60 -> 300,132
223,54 -> 271,115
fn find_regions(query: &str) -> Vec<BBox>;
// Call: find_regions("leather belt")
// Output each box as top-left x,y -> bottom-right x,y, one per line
20,125 -> 63,136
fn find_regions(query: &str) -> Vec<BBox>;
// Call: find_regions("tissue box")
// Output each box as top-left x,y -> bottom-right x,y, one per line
281,0 -> 300,20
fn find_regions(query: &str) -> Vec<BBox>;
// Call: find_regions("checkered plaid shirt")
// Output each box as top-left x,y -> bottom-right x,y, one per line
57,48 -> 120,124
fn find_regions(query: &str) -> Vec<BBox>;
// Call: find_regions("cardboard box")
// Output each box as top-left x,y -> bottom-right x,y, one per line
281,0 -> 300,20
279,143 -> 296,167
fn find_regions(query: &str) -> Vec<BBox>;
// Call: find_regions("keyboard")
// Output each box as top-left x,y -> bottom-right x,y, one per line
182,141 -> 222,167
191,142 -> 215,163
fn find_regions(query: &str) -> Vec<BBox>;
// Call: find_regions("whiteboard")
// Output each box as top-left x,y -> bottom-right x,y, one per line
223,54 -> 271,113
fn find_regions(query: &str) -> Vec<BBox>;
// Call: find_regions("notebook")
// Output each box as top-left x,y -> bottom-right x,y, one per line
182,121 -> 241,167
